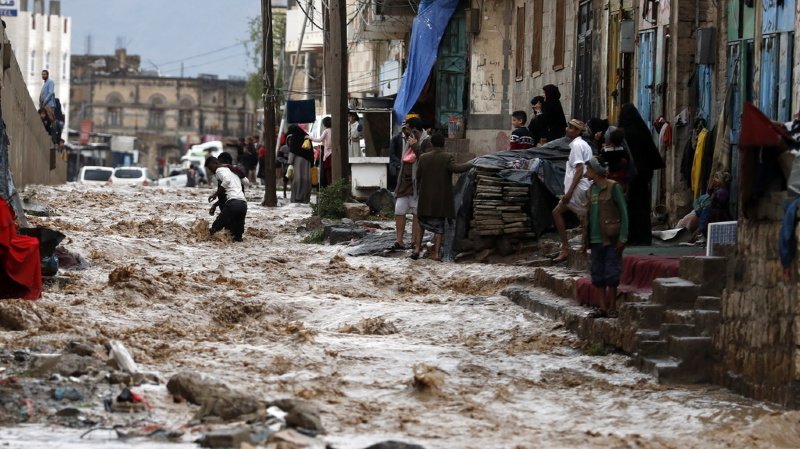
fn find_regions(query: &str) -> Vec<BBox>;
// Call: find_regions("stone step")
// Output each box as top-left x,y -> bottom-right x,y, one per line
640,356 -> 681,381
660,323 -> 697,338
650,277 -> 700,310
667,335 -> 712,362
693,309 -> 721,337
638,339 -> 668,358
619,303 -> 665,329
640,355 -> 711,384
663,309 -> 695,325
695,295 -> 721,311
679,256 -> 728,296
635,328 -> 661,340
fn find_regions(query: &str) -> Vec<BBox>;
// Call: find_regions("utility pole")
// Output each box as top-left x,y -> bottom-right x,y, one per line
325,0 -> 349,181
261,0 -> 278,207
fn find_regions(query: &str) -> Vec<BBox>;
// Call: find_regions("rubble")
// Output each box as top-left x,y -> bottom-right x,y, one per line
167,371 -> 261,421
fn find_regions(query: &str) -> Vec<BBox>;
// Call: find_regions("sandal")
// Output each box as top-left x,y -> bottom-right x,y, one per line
391,242 -> 406,250
551,252 -> 570,263
409,252 -> 420,260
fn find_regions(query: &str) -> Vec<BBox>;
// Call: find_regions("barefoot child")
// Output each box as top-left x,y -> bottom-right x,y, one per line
584,157 -> 628,317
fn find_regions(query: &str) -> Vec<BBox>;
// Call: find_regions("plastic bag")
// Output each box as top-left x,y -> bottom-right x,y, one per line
286,164 -> 294,180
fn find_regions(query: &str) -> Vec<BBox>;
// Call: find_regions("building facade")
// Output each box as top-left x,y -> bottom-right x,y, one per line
3,0 -> 71,139
70,49 -> 255,174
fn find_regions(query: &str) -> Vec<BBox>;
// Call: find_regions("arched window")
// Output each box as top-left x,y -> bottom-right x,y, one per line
29,50 -> 36,76
106,93 -> 124,127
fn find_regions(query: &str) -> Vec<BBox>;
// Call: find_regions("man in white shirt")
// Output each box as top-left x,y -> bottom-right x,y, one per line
552,118 -> 593,262
205,156 -> 248,242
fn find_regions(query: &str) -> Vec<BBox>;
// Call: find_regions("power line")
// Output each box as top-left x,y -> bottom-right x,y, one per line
155,43 -> 245,68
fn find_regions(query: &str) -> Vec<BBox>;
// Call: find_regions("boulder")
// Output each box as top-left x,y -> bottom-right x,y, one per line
324,225 -> 367,245
344,203 -> 370,221
167,372 -> 260,421
366,188 -> 395,215
268,399 -> 325,434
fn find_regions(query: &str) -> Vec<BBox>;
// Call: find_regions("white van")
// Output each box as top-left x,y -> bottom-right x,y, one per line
78,166 -> 114,185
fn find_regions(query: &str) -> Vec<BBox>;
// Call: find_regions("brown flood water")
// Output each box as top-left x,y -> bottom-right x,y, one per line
1,184 -> 798,449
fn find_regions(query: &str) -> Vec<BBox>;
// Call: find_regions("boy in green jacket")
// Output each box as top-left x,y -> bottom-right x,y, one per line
583,157 -> 628,317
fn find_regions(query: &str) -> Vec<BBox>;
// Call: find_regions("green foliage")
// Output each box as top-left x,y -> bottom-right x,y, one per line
245,13 -> 286,103
302,228 -> 326,244
311,179 -> 349,219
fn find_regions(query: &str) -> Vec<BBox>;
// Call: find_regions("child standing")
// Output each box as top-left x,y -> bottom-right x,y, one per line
509,110 -> 534,150
584,157 -> 628,317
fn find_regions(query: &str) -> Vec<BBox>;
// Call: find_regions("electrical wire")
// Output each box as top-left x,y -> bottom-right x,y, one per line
155,43 -> 245,68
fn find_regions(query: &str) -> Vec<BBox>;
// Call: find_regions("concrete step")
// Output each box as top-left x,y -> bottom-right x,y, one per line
638,339 -> 668,357
650,277 -> 700,310
635,328 -> 661,342
663,309 -> 695,325
679,256 -> 728,296
695,295 -> 721,311
667,335 -> 712,362
661,323 -> 697,337
640,356 -> 681,380
619,302 -> 665,329
693,309 -> 721,337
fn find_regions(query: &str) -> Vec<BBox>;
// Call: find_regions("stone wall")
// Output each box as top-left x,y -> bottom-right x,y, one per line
0,30 -> 66,189
714,218 -> 800,407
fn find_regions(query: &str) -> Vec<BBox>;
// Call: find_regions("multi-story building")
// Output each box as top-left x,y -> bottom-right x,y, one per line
2,0 -> 71,139
69,49 -> 255,174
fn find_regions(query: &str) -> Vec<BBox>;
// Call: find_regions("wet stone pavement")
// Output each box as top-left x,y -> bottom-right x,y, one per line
0,184 -> 798,449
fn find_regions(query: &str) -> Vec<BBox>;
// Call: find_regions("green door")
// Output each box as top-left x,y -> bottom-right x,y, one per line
435,11 -> 467,130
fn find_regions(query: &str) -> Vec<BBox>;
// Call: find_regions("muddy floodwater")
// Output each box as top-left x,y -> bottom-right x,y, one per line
2,184 -> 799,448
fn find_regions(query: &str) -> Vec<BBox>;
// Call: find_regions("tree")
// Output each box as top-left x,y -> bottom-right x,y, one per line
245,13 -> 285,104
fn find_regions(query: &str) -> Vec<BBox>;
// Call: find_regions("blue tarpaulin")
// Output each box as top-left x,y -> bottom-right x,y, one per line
392,0 -> 459,123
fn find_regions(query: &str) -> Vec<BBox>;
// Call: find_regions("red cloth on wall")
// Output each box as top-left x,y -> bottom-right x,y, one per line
0,198 -> 41,300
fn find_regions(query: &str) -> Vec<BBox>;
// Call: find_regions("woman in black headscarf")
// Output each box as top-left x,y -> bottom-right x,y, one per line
287,124 -> 313,203
587,117 -> 610,154
540,84 -> 568,142
617,103 -> 665,246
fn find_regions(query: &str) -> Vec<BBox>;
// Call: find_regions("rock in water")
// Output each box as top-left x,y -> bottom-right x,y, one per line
167,372 -> 260,421
366,188 -> 395,215
268,398 -> 325,434
32,353 -> 104,377
363,442 -> 426,449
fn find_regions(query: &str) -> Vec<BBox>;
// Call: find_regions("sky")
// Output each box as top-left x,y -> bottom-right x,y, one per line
61,0 -> 262,79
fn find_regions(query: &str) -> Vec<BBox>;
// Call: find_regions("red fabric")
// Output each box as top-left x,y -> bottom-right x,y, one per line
0,198 -> 41,300
739,102 -> 791,148
576,255 -> 683,307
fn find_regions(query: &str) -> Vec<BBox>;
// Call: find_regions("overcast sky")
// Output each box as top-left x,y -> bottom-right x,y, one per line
62,0 -> 262,79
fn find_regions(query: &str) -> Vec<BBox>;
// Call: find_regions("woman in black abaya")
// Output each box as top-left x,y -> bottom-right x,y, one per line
617,104 -> 665,246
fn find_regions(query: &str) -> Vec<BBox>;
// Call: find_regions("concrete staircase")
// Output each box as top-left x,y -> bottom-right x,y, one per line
620,256 -> 726,384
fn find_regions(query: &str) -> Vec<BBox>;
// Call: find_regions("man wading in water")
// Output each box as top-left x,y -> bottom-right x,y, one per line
205,156 -> 247,242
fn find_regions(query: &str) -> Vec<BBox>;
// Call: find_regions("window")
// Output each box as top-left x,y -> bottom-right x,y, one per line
148,109 -> 165,130
553,0 -> 566,69
107,107 -> 121,126
44,51 -> 50,71
30,50 -> 36,76
531,0 -> 543,74
179,110 -> 193,128
515,5 -> 525,80
61,53 -> 68,80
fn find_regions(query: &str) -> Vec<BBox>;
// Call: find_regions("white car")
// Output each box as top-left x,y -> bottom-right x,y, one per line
109,167 -> 153,187
78,166 -> 114,185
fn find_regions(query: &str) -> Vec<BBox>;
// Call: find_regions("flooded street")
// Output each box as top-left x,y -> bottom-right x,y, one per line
1,184 -> 798,448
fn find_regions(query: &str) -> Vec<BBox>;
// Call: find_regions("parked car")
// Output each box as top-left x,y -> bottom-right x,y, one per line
109,167 -> 153,187
77,166 -> 114,185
